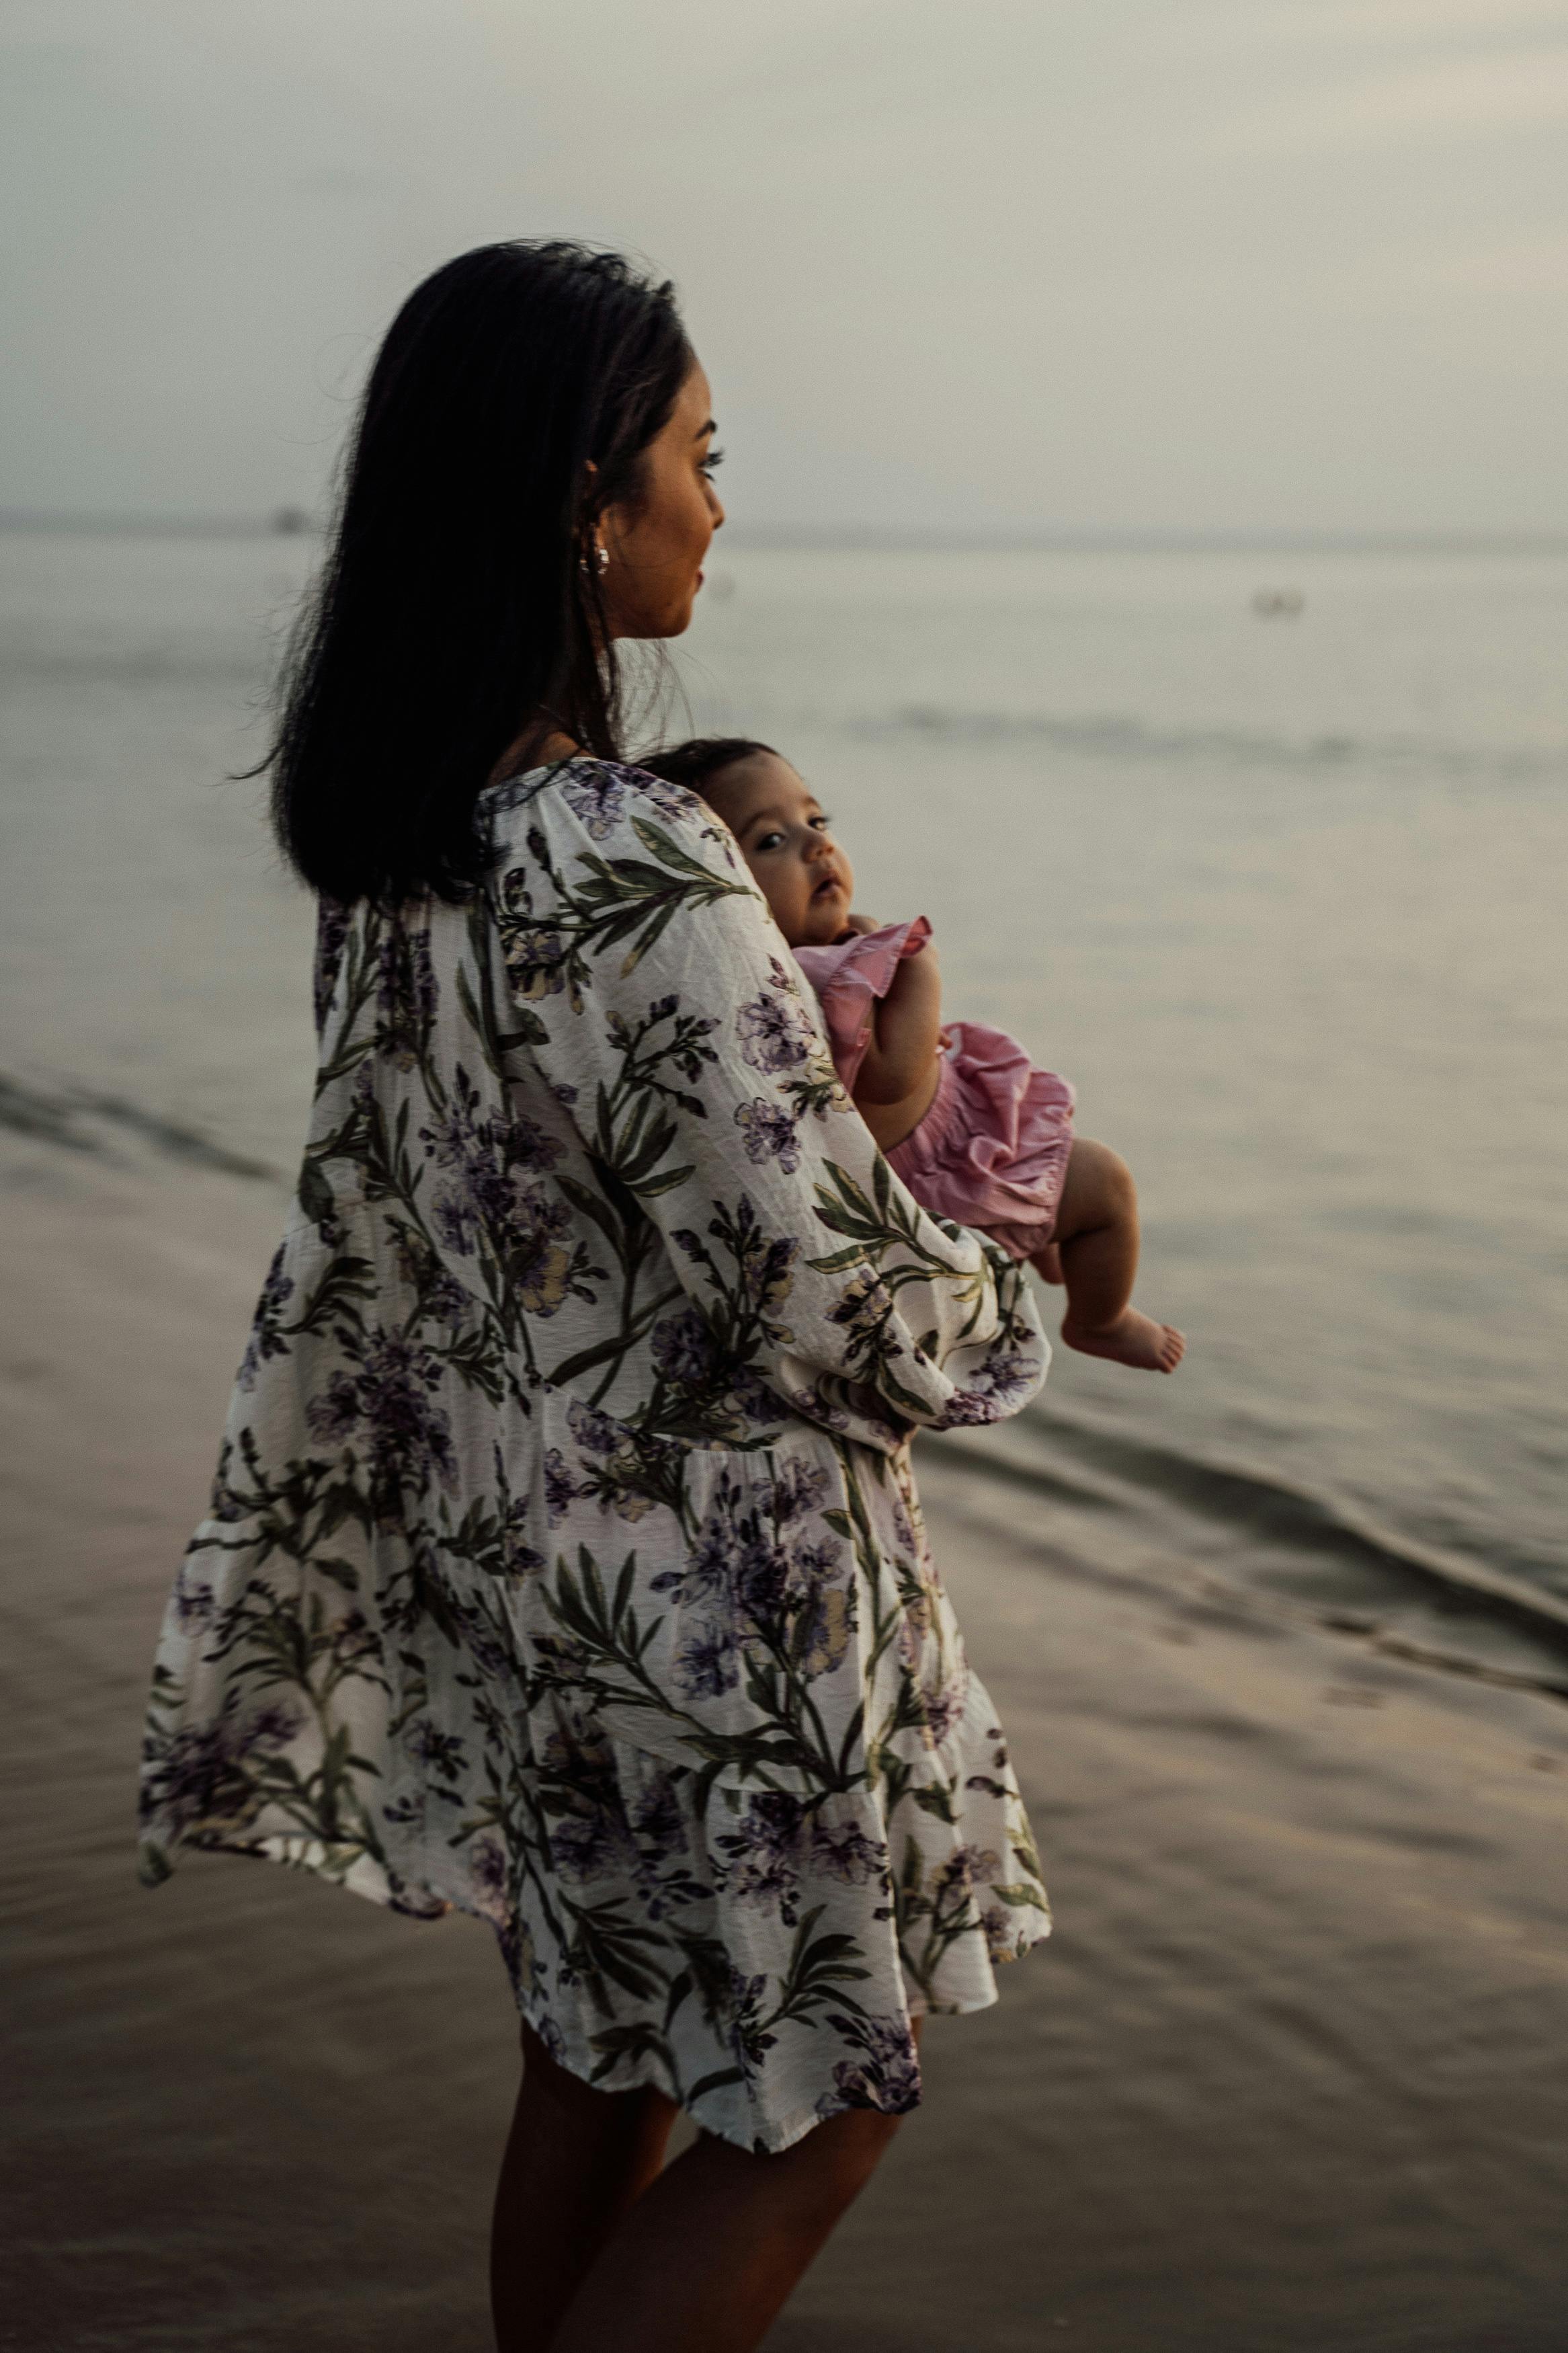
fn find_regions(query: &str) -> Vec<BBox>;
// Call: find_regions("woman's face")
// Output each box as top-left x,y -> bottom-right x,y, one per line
598,361 -> 725,640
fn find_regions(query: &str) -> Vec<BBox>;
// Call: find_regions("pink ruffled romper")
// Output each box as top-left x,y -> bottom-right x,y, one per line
794,918 -> 1077,1262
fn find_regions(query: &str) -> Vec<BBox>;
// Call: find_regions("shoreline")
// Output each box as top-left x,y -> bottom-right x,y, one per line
4,1133 -> 1566,2350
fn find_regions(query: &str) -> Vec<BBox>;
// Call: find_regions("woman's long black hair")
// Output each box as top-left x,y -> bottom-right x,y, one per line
267,241 -> 692,906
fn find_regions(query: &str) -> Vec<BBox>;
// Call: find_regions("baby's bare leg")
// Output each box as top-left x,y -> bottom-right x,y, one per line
1032,1138 -> 1184,1374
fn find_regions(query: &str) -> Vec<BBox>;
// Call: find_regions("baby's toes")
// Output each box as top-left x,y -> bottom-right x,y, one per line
1158,1325 -> 1186,1373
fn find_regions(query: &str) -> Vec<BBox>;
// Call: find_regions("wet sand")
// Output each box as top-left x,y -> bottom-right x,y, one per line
4,1130 -> 1567,2352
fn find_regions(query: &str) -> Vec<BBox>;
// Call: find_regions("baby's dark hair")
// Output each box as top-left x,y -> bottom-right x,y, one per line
636,737 -> 777,796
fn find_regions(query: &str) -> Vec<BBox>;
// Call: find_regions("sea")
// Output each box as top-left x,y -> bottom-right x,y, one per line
2,526 -> 1564,1693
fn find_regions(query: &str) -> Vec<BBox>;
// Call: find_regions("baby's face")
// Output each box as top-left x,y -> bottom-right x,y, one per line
702,752 -> 855,947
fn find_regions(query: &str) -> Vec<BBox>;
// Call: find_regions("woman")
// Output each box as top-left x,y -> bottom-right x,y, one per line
139,241 -> 1052,2353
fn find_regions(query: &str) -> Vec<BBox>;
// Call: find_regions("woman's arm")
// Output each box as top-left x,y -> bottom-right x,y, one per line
491,768 -> 1046,1448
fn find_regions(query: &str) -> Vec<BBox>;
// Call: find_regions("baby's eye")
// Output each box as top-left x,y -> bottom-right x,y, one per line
810,814 -> 833,832
753,829 -> 786,852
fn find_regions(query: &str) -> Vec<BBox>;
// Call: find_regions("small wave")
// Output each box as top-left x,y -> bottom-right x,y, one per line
856,705 -> 1568,781
1034,1403 -> 1568,1645
0,644 -> 269,689
932,1403 -> 1568,1691
0,1070 -> 278,1181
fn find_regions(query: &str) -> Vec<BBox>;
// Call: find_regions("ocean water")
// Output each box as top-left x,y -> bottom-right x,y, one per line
2,529 -> 1565,1681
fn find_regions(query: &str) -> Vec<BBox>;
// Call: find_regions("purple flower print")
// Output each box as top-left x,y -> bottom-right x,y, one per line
981,1903 -> 1021,1958
561,1398 -> 677,1525
675,1621 -> 739,1700
930,1841 -> 1001,1924
432,1175 -> 573,1313
467,1834 -> 513,1927
651,1506 -> 735,1608
313,897 -> 352,1033
827,1273 -> 896,1339
718,1962 -> 782,2081
771,1458 -> 831,1526
940,1349 -> 1037,1423
566,1398 -> 622,1460
507,925 -> 569,1000
736,992 -> 813,1076
421,1078 -> 563,1187
790,1535 -> 842,1585
811,1819 -> 886,1886
429,1195 -> 473,1257
627,768 -> 708,828
543,1447 -> 576,1526
139,1699 -> 301,1839
498,871 -> 569,1002
985,1351 -> 1038,1405
734,962 -> 816,1075
237,1246 -> 294,1392
421,1076 -> 568,1294
170,1562 -> 216,1629
405,1717 -> 468,1782
735,1097 -> 802,1172
649,1306 -> 718,1386
563,766 -> 628,840
389,1228 -> 470,1328
627,1769 -> 692,1878
816,2013 -> 921,2119
795,1582 -> 854,1678
895,1614 -> 967,1747
919,1677 -> 967,1747
527,2008 -> 570,2065
714,1792 -> 809,1923
497,1493 -> 546,1579
306,1371 -> 362,1445
424,1265 -> 472,1327
206,1445 -> 249,1526
305,1328 -> 457,1510
547,1788 -> 638,1884
734,1527 -> 790,1625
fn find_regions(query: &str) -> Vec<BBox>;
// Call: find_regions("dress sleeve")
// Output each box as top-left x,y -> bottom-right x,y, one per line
489,765 -> 1048,1453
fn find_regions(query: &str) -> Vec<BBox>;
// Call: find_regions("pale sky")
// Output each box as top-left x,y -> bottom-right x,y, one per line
3,0 -> 1566,534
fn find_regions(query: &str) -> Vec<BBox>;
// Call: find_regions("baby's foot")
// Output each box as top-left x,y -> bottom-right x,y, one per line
1061,1307 -> 1185,1373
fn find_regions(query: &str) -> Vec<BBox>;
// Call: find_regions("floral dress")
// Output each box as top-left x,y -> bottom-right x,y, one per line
139,759 -> 1052,2154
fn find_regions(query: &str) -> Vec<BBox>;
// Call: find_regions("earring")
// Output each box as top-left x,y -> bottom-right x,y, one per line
579,541 -> 609,577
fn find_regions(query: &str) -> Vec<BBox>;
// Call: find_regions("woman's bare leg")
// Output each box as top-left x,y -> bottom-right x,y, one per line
1037,1137 -> 1184,1373
548,2019 -> 921,2353
491,2024 -> 678,2353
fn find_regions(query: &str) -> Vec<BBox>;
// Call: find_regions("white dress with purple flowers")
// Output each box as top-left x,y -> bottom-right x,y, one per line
139,759 -> 1051,2154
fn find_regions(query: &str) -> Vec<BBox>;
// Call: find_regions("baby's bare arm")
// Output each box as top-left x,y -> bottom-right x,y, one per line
855,942 -> 942,1105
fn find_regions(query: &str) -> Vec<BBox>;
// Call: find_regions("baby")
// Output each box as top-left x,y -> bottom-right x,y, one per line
638,739 -> 1184,1373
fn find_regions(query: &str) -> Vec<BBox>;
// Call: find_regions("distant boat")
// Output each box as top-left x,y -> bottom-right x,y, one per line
270,506 -> 313,536
1252,588 -> 1305,618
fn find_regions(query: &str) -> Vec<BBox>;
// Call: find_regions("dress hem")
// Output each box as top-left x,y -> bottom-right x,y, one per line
139,1827 -> 1050,2156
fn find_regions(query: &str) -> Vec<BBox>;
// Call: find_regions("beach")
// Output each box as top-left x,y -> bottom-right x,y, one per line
4,526 -> 1567,2348
5,1121 -> 1566,2352
7,0 -> 1568,2334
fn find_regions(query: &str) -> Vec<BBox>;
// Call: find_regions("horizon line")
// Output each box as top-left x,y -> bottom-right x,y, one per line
3,506 -> 1567,558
